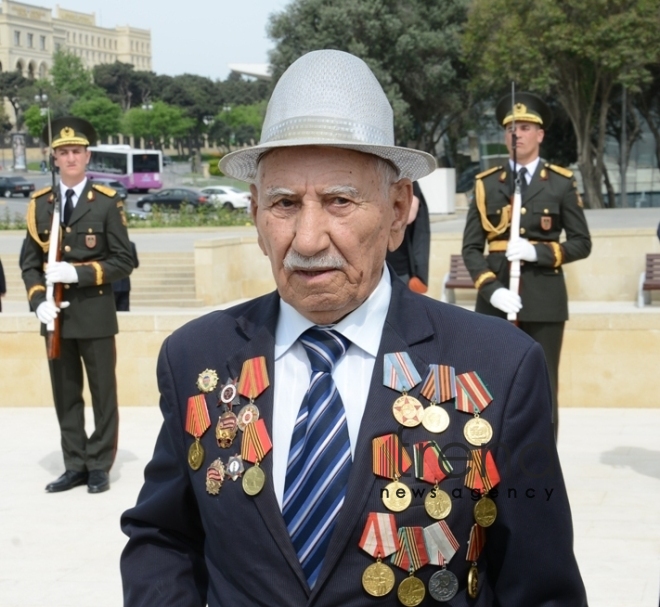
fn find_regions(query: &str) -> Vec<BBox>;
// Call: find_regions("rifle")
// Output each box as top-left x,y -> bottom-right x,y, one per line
45,110 -> 62,360
507,82 -> 523,323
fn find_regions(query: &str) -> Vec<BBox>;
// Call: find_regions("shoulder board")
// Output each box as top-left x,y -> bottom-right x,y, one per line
546,163 -> 573,179
475,166 -> 502,180
32,186 -> 52,198
92,183 -> 117,197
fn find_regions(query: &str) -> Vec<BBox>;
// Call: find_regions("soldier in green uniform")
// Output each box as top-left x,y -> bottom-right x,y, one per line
461,93 -> 591,437
21,117 -> 133,493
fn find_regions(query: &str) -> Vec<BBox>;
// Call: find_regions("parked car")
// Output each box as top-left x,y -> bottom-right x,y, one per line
162,155 -> 173,166
0,176 -> 35,198
87,176 -> 128,200
200,185 -> 251,210
136,188 -> 208,211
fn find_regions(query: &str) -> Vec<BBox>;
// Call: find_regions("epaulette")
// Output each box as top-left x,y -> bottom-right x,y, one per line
546,163 -> 573,179
92,183 -> 117,197
475,166 -> 502,180
31,185 -> 52,199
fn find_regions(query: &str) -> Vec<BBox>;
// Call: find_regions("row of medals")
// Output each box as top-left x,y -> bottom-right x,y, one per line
187,378 -> 266,497
362,393 -> 495,604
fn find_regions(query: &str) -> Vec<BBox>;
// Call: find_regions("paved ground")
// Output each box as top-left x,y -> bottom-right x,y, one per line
0,407 -> 658,607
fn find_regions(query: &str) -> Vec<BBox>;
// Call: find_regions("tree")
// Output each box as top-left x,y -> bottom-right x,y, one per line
267,0 -> 472,159
0,71 -> 29,128
50,49 -> 95,98
464,0 -> 660,208
93,61 -> 157,110
634,65 -> 660,173
70,96 -> 122,141
121,101 -> 194,148
212,102 -> 267,148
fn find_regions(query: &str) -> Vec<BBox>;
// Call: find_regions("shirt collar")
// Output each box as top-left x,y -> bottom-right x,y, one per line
275,265 -> 392,360
59,177 -> 88,202
509,157 -> 540,178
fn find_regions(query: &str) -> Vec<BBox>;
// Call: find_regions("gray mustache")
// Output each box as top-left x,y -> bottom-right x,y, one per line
283,250 -> 346,271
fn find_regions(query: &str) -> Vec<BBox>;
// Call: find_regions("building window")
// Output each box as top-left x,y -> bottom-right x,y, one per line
55,42 -> 61,51
40,35 -> 46,50
27,33 -> 33,48
14,31 -> 20,46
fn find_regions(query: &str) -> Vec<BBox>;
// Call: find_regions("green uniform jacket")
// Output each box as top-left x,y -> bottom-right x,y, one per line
462,162 -> 591,322
21,181 -> 133,338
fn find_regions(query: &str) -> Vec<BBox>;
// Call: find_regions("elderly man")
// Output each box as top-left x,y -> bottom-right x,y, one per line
121,51 -> 586,606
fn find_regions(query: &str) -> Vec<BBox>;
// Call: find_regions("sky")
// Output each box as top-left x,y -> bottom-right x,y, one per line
40,0 -> 292,81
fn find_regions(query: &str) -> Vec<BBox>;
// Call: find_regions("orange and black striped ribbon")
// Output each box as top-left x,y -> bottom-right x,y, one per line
464,449 -> 500,494
390,527 -> 430,573
466,523 -> 486,562
372,434 -> 412,480
241,418 -> 272,464
420,364 -> 456,404
237,356 -> 270,400
185,394 -> 211,439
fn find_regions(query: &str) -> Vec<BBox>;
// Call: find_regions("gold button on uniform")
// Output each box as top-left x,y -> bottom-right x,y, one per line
88,228 -> 93,233
64,245 -> 71,252
64,284 -> 70,290
521,208 -> 527,215
99,289 -> 103,294
65,227 -> 72,233
544,208 -> 549,214
520,228 -> 526,235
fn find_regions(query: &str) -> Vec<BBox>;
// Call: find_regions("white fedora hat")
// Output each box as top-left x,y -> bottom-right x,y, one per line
220,50 -> 436,183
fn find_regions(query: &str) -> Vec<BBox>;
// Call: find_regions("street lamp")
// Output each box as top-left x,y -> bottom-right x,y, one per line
141,103 -> 154,148
35,92 -> 50,172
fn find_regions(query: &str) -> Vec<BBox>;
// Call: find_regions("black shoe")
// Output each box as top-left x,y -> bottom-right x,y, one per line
45,470 -> 88,493
87,470 -> 110,494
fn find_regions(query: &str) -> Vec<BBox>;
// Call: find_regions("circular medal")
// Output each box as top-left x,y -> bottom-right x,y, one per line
392,394 -> 424,427
237,404 -> 260,431
424,487 -> 452,520
205,458 -> 226,495
382,480 -> 412,512
242,464 -> 266,496
421,405 -> 450,433
428,569 -> 459,602
473,496 -> 497,527
197,369 -> 219,393
216,411 -> 239,448
464,416 -> 493,446
361,561 -> 395,597
219,383 -> 237,405
467,565 -> 479,599
397,575 -> 426,607
188,440 -> 204,471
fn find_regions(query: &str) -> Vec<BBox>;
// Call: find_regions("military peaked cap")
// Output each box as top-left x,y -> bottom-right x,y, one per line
495,92 -> 552,129
41,116 -> 97,149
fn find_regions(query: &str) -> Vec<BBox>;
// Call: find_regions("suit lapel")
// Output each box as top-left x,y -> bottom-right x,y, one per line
310,277 -> 435,599
67,182 -> 93,226
224,293 -> 310,594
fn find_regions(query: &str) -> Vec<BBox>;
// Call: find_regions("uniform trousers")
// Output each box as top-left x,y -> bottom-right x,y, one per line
47,335 -> 119,472
517,321 -> 564,439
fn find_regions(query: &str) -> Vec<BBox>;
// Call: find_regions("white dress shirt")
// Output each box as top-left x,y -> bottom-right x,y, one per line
271,267 -> 392,509
509,157 -> 540,184
59,178 -> 88,211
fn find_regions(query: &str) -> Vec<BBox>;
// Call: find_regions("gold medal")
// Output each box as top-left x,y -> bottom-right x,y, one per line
205,458 -> 225,495
237,404 -> 260,431
397,575 -> 426,607
421,404 -> 450,433
464,416 -> 493,446
424,486 -> 452,520
467,564 -> 479,599
361,560 -> 395,597
242,464 -> 265,496
188,438 -> 204,470
382,479 -> 412,512
197,369 -> 219,393
216,411 -> 239,448
473,496 -> 497,527
392,394 -> 424,427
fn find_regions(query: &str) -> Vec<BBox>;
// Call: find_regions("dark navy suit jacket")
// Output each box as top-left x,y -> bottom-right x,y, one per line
121,273 -> 587,606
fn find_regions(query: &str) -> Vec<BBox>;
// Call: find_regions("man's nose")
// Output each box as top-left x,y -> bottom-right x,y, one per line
292,202 -> 331,256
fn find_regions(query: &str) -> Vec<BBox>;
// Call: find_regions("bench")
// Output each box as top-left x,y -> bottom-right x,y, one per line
442,255 -> 475,303
637,253 -> 660,307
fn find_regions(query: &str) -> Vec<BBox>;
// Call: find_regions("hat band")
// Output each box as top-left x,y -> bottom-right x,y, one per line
53,136 -> 90,148
261,115 -> 392,147
502,114 -> 543,126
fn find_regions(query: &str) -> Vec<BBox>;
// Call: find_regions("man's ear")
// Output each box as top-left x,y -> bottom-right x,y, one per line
250,184 -> 267,255
387,179 -> 413,252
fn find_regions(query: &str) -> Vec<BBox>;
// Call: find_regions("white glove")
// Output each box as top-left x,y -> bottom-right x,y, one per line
506,239 -> 537,262
36,300 -> 70,324
490,288 -> 522,314
45,262 -> 79,284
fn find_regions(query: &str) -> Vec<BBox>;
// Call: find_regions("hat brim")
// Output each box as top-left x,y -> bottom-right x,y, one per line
220,140 -> 437,183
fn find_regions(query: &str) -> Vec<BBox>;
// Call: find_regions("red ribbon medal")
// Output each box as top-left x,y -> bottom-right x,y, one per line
359,513 -> 400,597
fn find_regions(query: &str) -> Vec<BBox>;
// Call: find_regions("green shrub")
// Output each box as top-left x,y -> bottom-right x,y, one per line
127,204 -> 253,228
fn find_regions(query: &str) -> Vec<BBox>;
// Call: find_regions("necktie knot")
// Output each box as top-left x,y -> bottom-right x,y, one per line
65,188 -> 74,200
300,327 -> 350,374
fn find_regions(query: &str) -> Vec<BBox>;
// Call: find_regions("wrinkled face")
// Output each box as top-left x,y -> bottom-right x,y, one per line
53,144 -> 90,186
250,146 -> 412,325
504,122 -> 544,165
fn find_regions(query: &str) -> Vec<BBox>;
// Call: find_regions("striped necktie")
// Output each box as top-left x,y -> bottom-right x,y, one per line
282,327 -> 352,588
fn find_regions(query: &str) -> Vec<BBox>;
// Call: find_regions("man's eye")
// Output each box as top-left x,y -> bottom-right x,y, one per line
275,198 -> 294,208
333,197 -> 350,205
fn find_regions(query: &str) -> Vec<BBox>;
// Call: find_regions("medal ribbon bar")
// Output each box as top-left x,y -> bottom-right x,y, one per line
238,356 -> 270,400
465,449 -> 500,493
185,394 -> 211,438
424,521 -> 459,566
359,512 -> 400,558
241,419 -> 272,463
413,441 -> 452,484
420,364 -> 456,403
390,527 -> 429,572
383,352 -> 422,393
455,371 -> 493,414
466,523 -> 486,562
372,434 -> 412,479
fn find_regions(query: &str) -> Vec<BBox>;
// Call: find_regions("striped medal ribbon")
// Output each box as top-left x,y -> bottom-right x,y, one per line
466,448 -> 500,529
466,524 -> 486,599
424,520 -> 460,566
390,527 -> 429,606
419,365 -> 455,433
240,418 -> 272,496
384,352 -> 424,428
237,356 -> 270,403
372,434 -> 413,512
455,371 -> 494,446
185,394 -> 211,471
414,441 -> 453,520
359,513 -> 400,597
